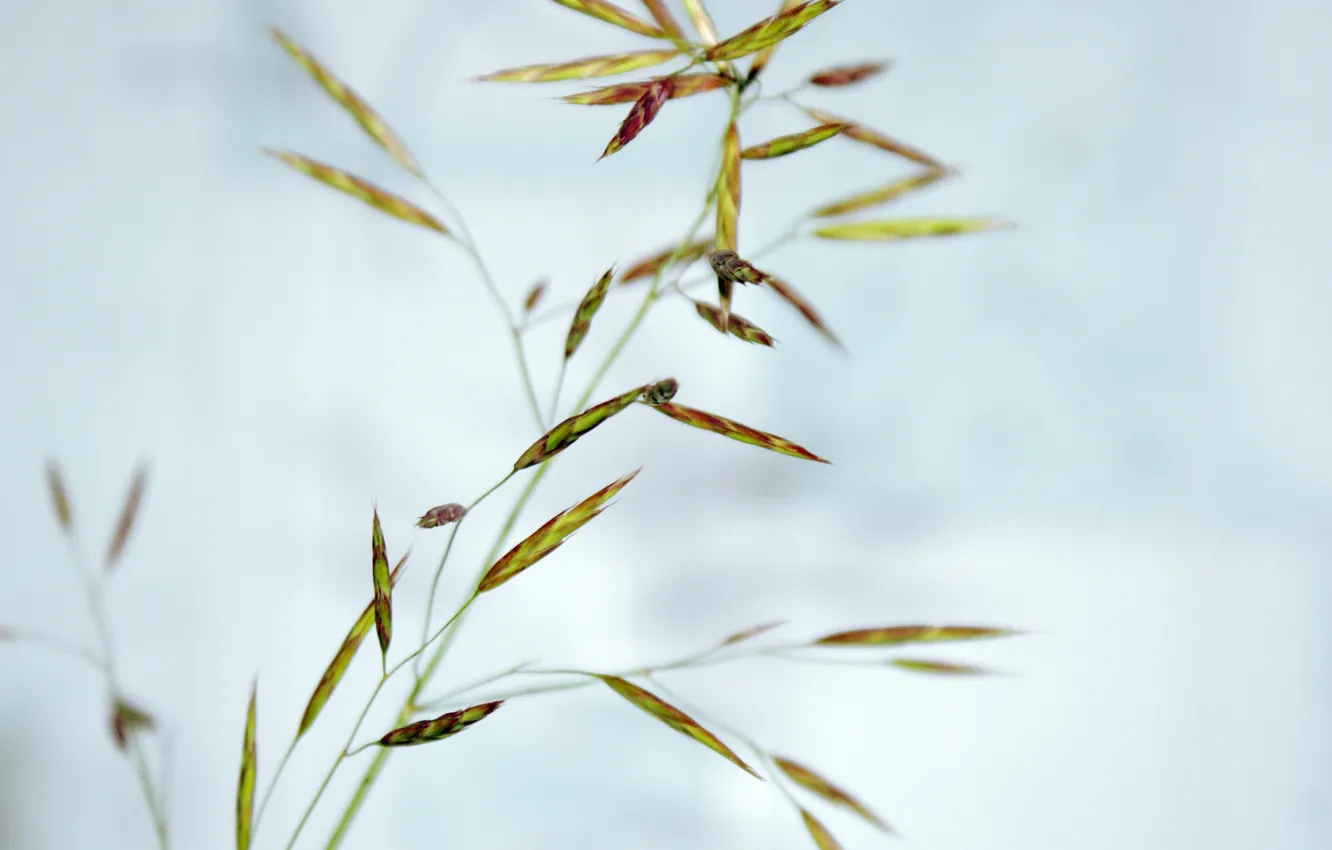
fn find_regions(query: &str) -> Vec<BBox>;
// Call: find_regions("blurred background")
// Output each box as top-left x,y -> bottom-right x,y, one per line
2,0 -> 1330,848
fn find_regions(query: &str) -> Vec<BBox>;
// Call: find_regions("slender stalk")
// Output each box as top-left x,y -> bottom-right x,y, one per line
425,181 -> 546,431
322,84 -> 747,850
1,628 -> 106,671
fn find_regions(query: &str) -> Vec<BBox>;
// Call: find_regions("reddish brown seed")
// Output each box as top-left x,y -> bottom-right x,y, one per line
523,279 -> 548,313
416,503 -> 467,529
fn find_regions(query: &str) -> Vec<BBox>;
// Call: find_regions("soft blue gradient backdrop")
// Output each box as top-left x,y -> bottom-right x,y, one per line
2,1 -> 1329,849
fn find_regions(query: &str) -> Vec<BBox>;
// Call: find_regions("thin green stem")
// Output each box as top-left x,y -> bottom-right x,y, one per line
425,181 -> 546,430
254,737 -> 298,830
1,628 -> 106,671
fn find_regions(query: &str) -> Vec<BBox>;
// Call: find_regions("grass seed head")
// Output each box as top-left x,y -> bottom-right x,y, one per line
715,122 -> 741,253
813,217 -> 1009,241
744,0 -> 806,82
704,0 -> 843,62
650,402 -> 830,463
598,675 -> 761,778
814,625 -> 1021,646
800,809 -> 843,850
640,0 -> 687,40
513,385 -> 647,470
708,250 -> 767,284
808,60 -> 890,87
762,275 -> 841,348
552,0 -> 667,39
889,658 -> 994,676
809,168 -> 952,218
799,105 -> 944,169
371,509 -> 392,657
619,237 -> 713,284
265,149 -> 449,234
694,301 -> 777,346
378,700 -> 504,746
416,503 -> 467,529
476,48 -> 681,83
106,463 -> 147,569
740,122 -> 849,160
270,28 -> 422,177
600,78 -> 674,159
236,681 -> 257,850
43,459 -> 73,533
564,266 -> 616,359
562,73 -> 728,105
523,278 -> 548,313
774,756 -> 894,833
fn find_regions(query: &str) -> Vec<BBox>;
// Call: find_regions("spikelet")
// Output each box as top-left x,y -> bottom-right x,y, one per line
371,509 -> 392,659
236,681 -> 257,850
745,0 -> 805,82
814,217 -> 1008,241
562,73 -> 728,105
564,266 -> 616,359
43,459 -> 73,533
600,78 -> 674,158
270,28 -> 421,177
105,464 -> 147,569
762,275 -> 841,347
641,1 -> 687,41
773,756 -> 894,832
416,503 -> 467,529
704,0 -> 843,62
814,625 -> 1020,646
618,237 -> 713,284
693,302 -> 776,346
477,469 -> 640,593
650,402 -> 829,463
378,700 -> 504,746
476,49 -> 680,83
740,123 -> 849,160
513,385 -> 648,470
798,104 -> 944,169
807,60 -> 890,87
552,0 -> 666,38
264,149 -> 448,234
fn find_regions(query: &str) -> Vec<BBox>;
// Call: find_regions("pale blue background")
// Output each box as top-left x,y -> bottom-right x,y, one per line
1,1 -> 1330,849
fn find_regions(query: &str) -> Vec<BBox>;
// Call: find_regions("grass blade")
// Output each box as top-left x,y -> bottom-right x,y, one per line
774,756 -> 893,832
298,551 -> 410,737
650,402 -> 829,463
476,48 -> 681,82
379,700 -> 504,746
236,680 -> 256,850
270,28 -> 421,177
598,675 -> 760,778
813,217 -> 1008,241
477,469 -> 641,593
105,463 -> 147,569
740,122 -> 849,160
814,625 -> 1021,646
264,149 -> 448,234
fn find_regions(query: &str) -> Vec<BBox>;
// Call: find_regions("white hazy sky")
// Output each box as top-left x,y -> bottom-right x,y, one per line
2,1 -> 1330,849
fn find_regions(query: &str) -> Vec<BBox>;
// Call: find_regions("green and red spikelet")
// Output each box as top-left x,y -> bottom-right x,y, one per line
740,122 -> 849,160
477,469 -> 641,593
236,681 -> 256,850
704,0 -> 844,62
798,104 -> 944,170
799,809 -> 842,850
598,675 -> 760,777
416,503 -> 467,529
772,756 -> 894,832
813,217 -> 1008,241
264,149 -> 448,234
715,122 -> 741,256
476,48 -> 681,83
745,0 -> 806,81
513,384 -> 649,470
379,700 -> 504,746
708,248 -> 765,328
562,72 -> 728,105
807,60 -> 889,88
693,301 -> 776,347
299,551 -> 410,736
889,658 -> 995,676
601,77 -> 675,158
270,28 -> 421,176
371,508 -> 392,659
618,237 -> 714,284
565,266 -> 616,358
105,464 -> 147,569
640,0 -> 686,40
650,402 -> 829,463
814,625 -> 1021,646
809,168 -> 952,218
553,0 -> 666,38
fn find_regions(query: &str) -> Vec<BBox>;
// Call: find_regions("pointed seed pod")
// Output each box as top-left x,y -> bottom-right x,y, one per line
694,302 -> 776,346
600,77 -> 674,159
476,48 -> 681,83
371,509 -> 392,658
236,680 -> 257,850
106,463 -> 148,569
109,698 -> 155,753
264,149 -> 449,234
745,0 -> 805,81
562,73 -> 728,105
814,625 -> 1021,646
552,0 -> 666,38
808,60 -> 890,87
703,0 -> 844,62
564,266 -> 616,359
773,756 -> 894,832
43,459 -> 73,533
650,402 -> 829,462
740,123 -> 849,160
513,384 -> 648,470
715,121 -> 741,252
